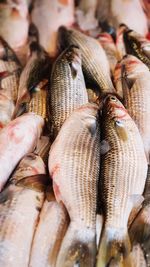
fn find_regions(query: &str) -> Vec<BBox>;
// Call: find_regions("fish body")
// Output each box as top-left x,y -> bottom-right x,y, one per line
49,45 -> 88,138
123,29 -> 150,70
114,55 -> 150,162
49,103 -> 101,267
0,153 -> 46,267
58,27 -> 115,96
31,0 -> 74,56
0,0 -> 28,50
97,95 -> 147,267
29,190 -> 69,267
0,113 -> 44,191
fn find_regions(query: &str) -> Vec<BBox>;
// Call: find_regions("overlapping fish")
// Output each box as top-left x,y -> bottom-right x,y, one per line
58,27 -> 115,96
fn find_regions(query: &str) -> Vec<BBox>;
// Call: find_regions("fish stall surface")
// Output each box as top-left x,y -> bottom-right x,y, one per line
0,0 -> 149,267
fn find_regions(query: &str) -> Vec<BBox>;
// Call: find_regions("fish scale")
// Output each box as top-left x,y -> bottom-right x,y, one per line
59,27 -> 114,96
49,103 -> 100,267
97,95 -> 147,267
49,45 -> 88,138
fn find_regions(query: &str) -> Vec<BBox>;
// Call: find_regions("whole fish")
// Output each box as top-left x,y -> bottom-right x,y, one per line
49,103 -> 101,267
0,113 -> 44,191
13,45 -> 50,118
49,45 -> 88,138
0,37 -> 21,102
31,0 -> 74,57
98,32 -> 118,74
0,153 -> 47,267
58,27 -> 115,96
97,95 -> 147,267
29,188 -> 69,267
0,0 -> 28,50
123,29 -> 150,70
97,0 -> 148,36
114,55 -> 150,162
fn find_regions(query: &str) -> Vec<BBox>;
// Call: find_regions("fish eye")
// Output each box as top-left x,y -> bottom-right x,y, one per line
110,96 -> 117,101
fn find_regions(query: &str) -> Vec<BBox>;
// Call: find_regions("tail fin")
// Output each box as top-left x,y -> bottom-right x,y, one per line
96,226 -> 132,267
56,221 -> 96,267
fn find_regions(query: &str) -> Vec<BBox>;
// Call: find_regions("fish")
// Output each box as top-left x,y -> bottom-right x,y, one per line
58,26 -> 115,96
0,37 -> 21,102
113,55 -> 150,162
129,164 -> 150,267
75,0 -> 98,32
29,188 -> 69,267
97,0 -> 148,36
49,45 -> 88,138
13,44 -> 50,118
98,32 -> 118,74
31,0 -> 74,57
0,0 -> 29,50
123,28 -> 150,70
0,112 -> 44,191
0,153 -> 47,267
97,94 -> 147,267
48,103 -> 101,267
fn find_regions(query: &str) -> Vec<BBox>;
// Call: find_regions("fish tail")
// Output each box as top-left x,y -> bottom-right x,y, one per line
56,221 -> 96,267
96,225 -> 132,267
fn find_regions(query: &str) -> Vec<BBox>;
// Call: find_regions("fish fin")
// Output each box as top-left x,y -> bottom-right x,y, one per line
129,204 -> 150,245
121,64 -> 136,91
35,136 -> 50,162
16,174 -> 49,192
100,140 -> 110,155
96,226 -> 131,267
69,62 -> 78,79
56,221 -> 96,267
96,214 -> 104,248
115,120 -> 128,141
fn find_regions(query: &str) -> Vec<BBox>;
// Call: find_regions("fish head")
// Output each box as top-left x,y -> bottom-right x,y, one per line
103,94 -> 128,121
123,29 -> 150,57
114,54 -> 148,97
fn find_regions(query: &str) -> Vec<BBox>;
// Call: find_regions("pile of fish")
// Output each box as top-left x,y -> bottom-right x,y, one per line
0,0 -> 150,267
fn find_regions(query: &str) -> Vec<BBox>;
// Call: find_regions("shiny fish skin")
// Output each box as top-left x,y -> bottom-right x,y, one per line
58,27 -> 115,96
49,103 -> 100,267
29,190 -> 69,267
0,113 -> 44,191
97,95 -> 147,267
123,29 -> 150,70
0,153 -> 46,267
114,55 -> 150,162
49,45 -> 88,138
